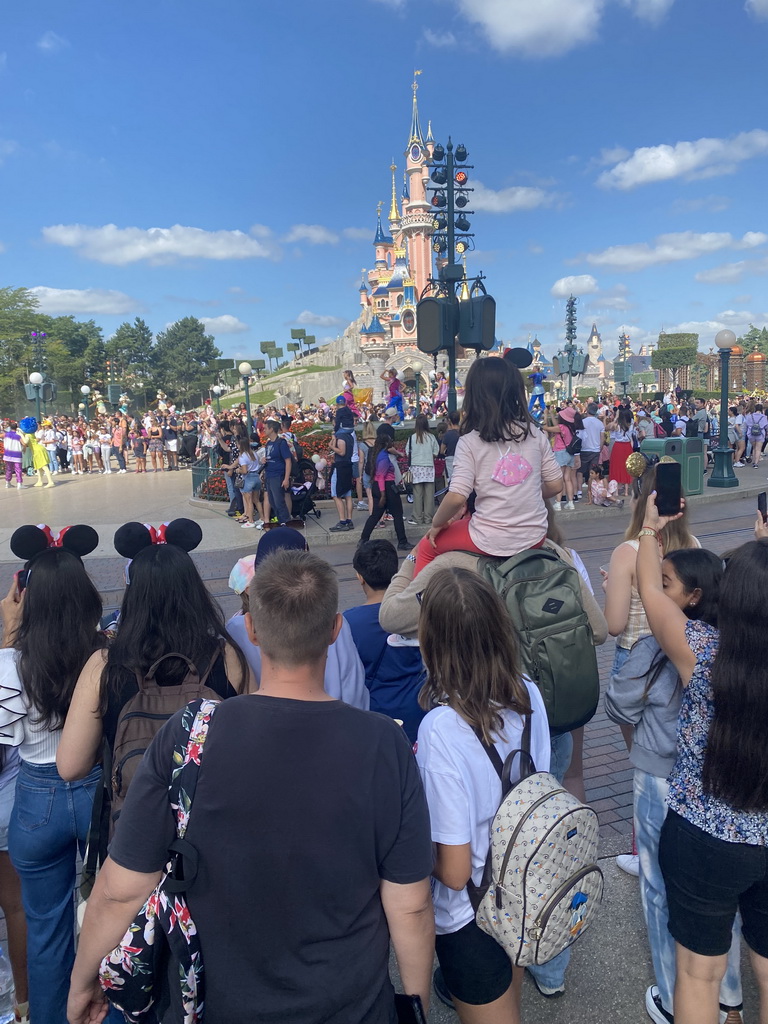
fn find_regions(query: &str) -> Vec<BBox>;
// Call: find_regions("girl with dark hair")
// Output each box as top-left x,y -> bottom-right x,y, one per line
608,407 -> 637,497
0,549 -> 105,1024
544,406 -> 584,510
359,426 -> 412,551
606,549 -> 744,1024
636,501 -> 768,1024
415,568 -> 550,1023
406,415 -> 439,527
58,545 -> 252,793
414,357 -> 563,575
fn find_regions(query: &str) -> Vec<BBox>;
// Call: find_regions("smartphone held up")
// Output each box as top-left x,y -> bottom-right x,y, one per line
655,462 -> 683,517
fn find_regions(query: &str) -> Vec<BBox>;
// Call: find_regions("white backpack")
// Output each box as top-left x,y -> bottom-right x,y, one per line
468,719 -> 603,966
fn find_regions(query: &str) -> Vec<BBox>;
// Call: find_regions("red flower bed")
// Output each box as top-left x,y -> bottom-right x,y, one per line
199,471 -> 229,502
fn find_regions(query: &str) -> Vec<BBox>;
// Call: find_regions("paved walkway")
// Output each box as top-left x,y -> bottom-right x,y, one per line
1,471 -> 762,1020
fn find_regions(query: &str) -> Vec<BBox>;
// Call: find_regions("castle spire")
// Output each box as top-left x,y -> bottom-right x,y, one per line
388,161 -> 399,222
407,70 -> 424,148
373,200 -> 389,244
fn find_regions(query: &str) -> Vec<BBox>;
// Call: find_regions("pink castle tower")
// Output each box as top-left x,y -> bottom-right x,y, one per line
360,74 -> 435,354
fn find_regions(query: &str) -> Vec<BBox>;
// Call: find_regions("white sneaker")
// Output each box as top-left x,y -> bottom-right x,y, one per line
565,501 -> 575,510
118,469 -> 127,474
616,853 -> 640,876
240,521 -> 258,528
553,501 -> 561,510
645,985 -> 673,1024
4,482 -> 9,489
254,519 -> 264,528
733,461 -> 744,467
16,483 -> 22,490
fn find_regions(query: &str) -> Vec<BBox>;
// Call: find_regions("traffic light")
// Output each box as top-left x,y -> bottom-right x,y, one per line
416,297 -> 458,354
42,382 -> 57,403
459,295 -> 496,352
107,384 -> 121,405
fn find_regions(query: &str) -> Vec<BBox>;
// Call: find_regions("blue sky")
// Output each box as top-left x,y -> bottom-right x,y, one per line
1,0 -> 767,363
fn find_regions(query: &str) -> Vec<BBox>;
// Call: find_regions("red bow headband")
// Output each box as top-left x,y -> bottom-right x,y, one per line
10,524 -> 99,562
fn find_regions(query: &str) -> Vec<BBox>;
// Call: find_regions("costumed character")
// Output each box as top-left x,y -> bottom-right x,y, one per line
18,418 -> 54,488
527,361 -> 548,416
432,372 -> 448,412
339,370 -> 362,418
382,368 -> 405,423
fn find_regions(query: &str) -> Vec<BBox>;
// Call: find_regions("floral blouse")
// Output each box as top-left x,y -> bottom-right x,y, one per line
667,620 -> 768,846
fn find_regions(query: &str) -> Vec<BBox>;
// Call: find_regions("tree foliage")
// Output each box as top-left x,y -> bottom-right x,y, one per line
152,317 -> 221,401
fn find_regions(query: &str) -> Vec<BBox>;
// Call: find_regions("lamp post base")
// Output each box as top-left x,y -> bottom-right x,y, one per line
707,449 -> 739,488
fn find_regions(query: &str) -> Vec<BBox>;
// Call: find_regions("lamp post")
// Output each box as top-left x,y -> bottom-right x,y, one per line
238,362 -> 253,434
212,385 -> 222,414
80,385 -> 91,422
413,361 -> 423,412
29,372 -> 43,422
707,329 -> 739,489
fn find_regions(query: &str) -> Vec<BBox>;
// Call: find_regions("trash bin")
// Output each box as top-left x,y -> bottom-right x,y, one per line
639,436 -> 705,496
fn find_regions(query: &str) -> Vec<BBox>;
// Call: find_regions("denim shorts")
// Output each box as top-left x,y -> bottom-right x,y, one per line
241,471 -> 261,494
554,449 -> 575,468
659,810 -> 768,957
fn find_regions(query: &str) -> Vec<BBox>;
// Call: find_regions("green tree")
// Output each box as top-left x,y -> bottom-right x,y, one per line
651,332 -> 698,388
152,317 -> 221,401
106,317 -> 154,392
0,287 -> 40,413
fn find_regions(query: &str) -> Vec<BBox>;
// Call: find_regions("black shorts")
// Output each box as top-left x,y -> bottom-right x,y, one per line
332,463 -> 353,498
435,918 -> 512,1005
659,810 -> 768,957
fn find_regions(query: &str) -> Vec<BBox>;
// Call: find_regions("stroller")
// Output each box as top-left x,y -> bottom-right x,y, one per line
290,458 -> 321,521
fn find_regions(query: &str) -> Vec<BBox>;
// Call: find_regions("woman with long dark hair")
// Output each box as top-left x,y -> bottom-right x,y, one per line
406,414 -> 439,527
0,545 -> 105,1024
608,407 -> 637,497
415,568 -> 550,1024
414,356 -> 562,575
57,541 -> 252,786
607,548 -> 744,1024
358,425 -> 412,551
637,501 -> 768,1024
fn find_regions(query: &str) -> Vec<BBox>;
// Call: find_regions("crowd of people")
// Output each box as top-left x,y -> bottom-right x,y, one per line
0,358 -> 766,1024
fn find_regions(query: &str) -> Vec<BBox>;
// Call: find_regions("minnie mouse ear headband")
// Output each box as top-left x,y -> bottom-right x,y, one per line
113,518 -> 203,559
502,348 -> 534,369
625,452 -> 677,479
10,524 -> 99,563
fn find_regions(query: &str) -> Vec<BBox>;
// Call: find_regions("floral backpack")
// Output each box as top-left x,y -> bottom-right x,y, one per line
99,698 -> 219,1024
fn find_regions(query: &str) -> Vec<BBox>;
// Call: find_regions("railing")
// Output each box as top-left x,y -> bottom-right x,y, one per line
191,452 -> 219,498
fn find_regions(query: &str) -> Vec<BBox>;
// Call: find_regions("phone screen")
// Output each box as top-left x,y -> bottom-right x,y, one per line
759,491 -> 767,524
656,462 -> 682,517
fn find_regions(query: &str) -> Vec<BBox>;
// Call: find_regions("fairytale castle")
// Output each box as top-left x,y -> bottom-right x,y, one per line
312,75 -> 476,405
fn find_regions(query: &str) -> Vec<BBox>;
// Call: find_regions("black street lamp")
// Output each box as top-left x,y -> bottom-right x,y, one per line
552,296 -> 588,400
707,329 -> 739,489
80,385 -> 91,422
238,362 -> 253,433
212,384 -> 222,413
413,360 -> 423,410
29,372 -> 43,422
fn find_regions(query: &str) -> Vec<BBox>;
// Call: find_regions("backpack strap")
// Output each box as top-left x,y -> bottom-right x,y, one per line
137,653 -> 200,692
164,698 -> 219,895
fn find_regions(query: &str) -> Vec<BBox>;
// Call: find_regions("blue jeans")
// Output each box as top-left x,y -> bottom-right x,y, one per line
527,731 -> 574,990
47,450 -> 57,473
634,769 -> 742,1014
9,761 -> 101,1024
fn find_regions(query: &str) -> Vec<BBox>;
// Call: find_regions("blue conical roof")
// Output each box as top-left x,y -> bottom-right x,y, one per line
362,314 -> 386,336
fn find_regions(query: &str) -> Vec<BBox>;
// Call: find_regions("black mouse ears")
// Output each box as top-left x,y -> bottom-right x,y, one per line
503,347 -> 534,369
113,518 -> 203,559
10,524 -> 99,562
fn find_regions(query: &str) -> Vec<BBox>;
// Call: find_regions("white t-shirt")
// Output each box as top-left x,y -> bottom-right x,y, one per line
579,416 -> 603,453
450,427 -> 561,556
415,681 -> 551,934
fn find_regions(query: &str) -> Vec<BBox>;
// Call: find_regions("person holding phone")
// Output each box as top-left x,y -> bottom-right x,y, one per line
636,499 -> 768,1024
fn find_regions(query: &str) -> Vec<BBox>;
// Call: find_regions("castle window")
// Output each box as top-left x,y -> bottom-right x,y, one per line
397,295 -> 404,306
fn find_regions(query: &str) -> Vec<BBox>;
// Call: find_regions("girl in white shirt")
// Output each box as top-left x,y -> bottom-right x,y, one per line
416,567 -> 551,1023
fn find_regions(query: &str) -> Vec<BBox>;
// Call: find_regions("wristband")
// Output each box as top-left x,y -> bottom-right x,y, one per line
638,527 -> 658,538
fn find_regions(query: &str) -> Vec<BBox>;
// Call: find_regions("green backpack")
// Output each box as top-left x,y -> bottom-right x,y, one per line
479,547 -> 599,734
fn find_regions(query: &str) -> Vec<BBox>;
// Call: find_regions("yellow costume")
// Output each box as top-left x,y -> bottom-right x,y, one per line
20,432 -> 54,486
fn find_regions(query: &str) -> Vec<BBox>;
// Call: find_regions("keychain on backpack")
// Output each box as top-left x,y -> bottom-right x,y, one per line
491,446 -> 532,487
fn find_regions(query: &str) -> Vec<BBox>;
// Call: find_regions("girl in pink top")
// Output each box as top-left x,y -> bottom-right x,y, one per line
414,357 -> 563,575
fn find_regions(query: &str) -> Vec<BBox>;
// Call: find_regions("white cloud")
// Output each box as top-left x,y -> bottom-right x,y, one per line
342,227 -> 372,241
597,146 -> 630,166
284,224 -> 339,245
0,138 -> 18,164
598,129 -> 768,189
696,256 -> 768,285
37,31 -> 69,52
423,28 -> 457,46
200,314 -> 249,334
671,194 -> 731,214
42,223 -> 277,265
585,231 -> 763,273
745,0 -> 768,18
294,310 -> 347,327
29,286 -> 140,315
551,274 -> 599,297
716,309 -> 768,326
455,0 -> 605,57
620,0 -> 674,23
472,180 -> 557,213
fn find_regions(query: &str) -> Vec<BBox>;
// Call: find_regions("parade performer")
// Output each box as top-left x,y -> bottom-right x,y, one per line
382,368 -> 405,423
340,369 -> 362,418
528,362 -> 548,416
3,421 -> 24,489
18,418 -> 54,488
432,371 -> 448,413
